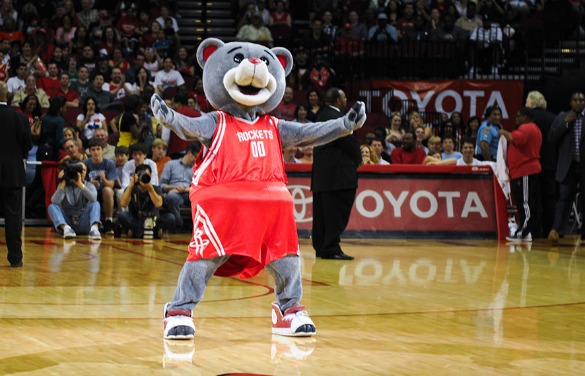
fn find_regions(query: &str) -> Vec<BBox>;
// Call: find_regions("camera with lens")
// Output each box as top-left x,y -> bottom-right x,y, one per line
136,171 -> 151,184
62,162 -> 84,184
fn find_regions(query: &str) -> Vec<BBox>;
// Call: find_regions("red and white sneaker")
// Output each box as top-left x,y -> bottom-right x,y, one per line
271,302 -> 316,337
164,302 -> 195,340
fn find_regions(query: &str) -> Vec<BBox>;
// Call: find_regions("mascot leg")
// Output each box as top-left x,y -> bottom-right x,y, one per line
266,255 -> 316,337
164,256 -> 230,339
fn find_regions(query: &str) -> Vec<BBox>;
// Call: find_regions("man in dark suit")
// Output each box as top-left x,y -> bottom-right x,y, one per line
525,91 -> 557,237
311,87 -> 362,260
548,92 -> 585,244
0,81 -> 32,267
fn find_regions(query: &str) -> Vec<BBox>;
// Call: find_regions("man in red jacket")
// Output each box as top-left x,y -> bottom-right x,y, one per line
390,131 -> 426,164
499,107 -> 542,243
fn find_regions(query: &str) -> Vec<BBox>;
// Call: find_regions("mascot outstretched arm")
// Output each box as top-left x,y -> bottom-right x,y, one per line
152,38 -> 366,341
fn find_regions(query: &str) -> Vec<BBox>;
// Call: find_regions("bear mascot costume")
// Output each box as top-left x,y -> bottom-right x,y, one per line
150,38 -> 366,339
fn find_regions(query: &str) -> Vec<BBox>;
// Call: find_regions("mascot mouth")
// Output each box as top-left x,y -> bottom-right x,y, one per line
237,85 -> 262,96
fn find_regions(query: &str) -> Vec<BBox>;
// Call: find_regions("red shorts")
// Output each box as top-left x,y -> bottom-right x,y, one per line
187,181 -> 299,279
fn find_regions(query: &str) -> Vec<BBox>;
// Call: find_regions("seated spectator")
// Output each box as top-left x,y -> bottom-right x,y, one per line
396,3 -> 417,37
174,46 -> 195,78
120,142 -> 159,190
455,1 -> 483,38
469,15 -> 503,75
56,72 -> 80,108
54,14 -> 77,48
76,0 -> 99,29
143,46 -> 162,77
118,163 -> 173,238
114,145 -> 129,188
11,74 -> 49,108
236,12 -> 274,47
368,12 -> 399,42
294,103 -> 311,124
390,131 -> 426,164
76,96 -> 107,144
93,127 -> 116,161
283,145 -> 300,163
78,44 -> 97,72
427,136 -> 442,155
151,138 -> 171,178
163,93 -> 200,157
361,144 -> 379,164
306,89 -> 323,122
0,50 -> 8,82
269,1 -> 292,47
94,55 -> 112,83
303,18 -> 331,60
124,66 -> 154,97
117,94 -> 147,147
0,18 -> 24,45
441,134 -> 463,159
270,86 -> 296,120
322,10 -> 340,44
103,67 -> 126,101
431,12 -> 468,41
156,5 -> 179,33
152,27 -> 171,59
80,72 -> 115,109
70,65 -> 91,99
464,115 -> 481,144
371,137 -> 391,164
61,127 -> 85,158
6,62 -> 26,97
84,137 -> 117,235
347,10 -> 368,40
48,161 -> 102,239
237,1 -> 257,31
190,77 -> 211,112
386,112 -> 405,143
97,27 -> 121,57
116,2 -> 142,55
59,138 -> 88,166
458,137 -> 492,166
70,26 -> 91,57
159,142 -> 199,229
414,126 -> 429,153
154,56 -> 185,95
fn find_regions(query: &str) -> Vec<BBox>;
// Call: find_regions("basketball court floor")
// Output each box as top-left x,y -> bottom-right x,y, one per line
1,227 -> 584,375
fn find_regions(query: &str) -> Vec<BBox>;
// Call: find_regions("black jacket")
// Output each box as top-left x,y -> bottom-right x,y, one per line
311,106 -> 361,192
0,104 -> 32,187
549,109 -> 584,182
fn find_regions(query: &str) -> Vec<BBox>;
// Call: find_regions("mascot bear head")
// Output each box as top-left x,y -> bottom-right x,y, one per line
196,38 -> 293,120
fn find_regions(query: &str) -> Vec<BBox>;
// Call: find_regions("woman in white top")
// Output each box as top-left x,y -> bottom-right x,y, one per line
143,47 -> 162,77
76,96 -> 107,142
124,66 -> 154,96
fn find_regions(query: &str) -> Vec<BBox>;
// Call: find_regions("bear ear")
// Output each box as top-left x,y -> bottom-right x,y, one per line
196,38 -> 225,69
271,47 -> 293,77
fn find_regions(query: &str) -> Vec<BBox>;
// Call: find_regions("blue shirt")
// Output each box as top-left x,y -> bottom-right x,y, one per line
475,121 -> 501,159
159,159 -> 193,189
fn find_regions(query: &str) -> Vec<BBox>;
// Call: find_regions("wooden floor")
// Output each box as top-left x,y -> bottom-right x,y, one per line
1,228 -> 585,375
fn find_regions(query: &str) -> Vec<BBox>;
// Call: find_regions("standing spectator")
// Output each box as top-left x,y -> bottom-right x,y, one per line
156,5 -> 179,33
0,81 -> 32,267
455,1 -> 483,38
116,2 -> 142,55
371,137 -> 391,164
311,87 -> 360,260
469,14 -> 503,75
49,162 -> 102,240
390,131 -> 427,164
124,50 -> 145,84
396,3 -> 417,37
347,10 -> 368,40
154,57 -> 185,96
37,62 -> 61,98
55,72 -> 80,108
499,107 -> 541,243
548,92 -> 585,244
84,137 -> 117,235
303,18 -> 331,61
525,90 -> 557,237
38,96 -> 66,161
475,105 -> 502,162
159,142 -> 199,230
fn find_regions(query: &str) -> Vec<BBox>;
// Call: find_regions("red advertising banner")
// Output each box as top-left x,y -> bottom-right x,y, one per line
286,166 -> 505,238
364,80 -> 524,130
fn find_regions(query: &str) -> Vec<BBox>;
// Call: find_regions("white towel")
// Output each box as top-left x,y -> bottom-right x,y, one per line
495,136 -> 511,201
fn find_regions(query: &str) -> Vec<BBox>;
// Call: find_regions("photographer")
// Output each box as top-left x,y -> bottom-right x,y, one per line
48,162 -> 102,240
118,163 -> 173,238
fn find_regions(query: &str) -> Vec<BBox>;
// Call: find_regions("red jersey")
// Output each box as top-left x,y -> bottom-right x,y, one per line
508,122 -> 541,179
186,111 -> 298,278
37,77 -> 61,98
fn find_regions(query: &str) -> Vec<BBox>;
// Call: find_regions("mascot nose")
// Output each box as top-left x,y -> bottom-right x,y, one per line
248,58 -> 261,65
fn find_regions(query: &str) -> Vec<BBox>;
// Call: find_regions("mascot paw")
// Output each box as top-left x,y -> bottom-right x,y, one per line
151,94 -> 174,125
344,101 -> 366,131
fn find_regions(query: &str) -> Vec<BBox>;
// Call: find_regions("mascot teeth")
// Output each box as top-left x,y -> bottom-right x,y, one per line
224,58 -> 277,107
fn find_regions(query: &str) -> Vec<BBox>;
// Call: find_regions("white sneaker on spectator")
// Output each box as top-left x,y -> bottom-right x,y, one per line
63,225 -> 76,239
89,227 -> 102,240
491,66 -> 499,75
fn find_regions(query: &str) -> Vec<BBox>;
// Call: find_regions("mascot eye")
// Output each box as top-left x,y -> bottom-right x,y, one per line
233,53 -> 244,63
260,57 -> 270,66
